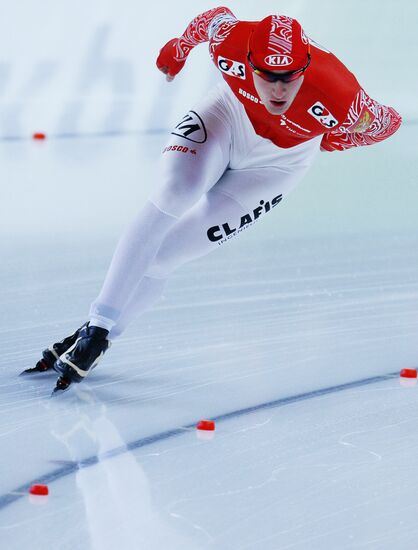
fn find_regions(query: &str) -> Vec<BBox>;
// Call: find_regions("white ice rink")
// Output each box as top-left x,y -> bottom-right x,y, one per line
1,0 -> 418,547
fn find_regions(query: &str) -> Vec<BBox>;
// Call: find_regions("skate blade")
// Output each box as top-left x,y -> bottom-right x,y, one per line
20,362 -> 52,376
20,369 -> 37,376
51,377 -> 72,397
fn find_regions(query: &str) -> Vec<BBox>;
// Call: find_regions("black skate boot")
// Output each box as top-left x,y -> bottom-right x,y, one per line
21,322 -> 89,375
52,325 -> 111,395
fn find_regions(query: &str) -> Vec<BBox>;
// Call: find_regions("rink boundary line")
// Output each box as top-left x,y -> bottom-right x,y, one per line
0,129 -> 165,142
1,119 -> 417,141
0,370 -> 399,511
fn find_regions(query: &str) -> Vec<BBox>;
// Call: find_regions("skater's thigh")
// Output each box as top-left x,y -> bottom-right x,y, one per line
146,189 -> 244,279
147,161 -> 310,278
149,86 -> 233,219
214,163 -> 313,213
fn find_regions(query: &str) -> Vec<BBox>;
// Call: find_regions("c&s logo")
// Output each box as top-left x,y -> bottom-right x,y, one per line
217,56 -> 246,79
307,102 -> 338,128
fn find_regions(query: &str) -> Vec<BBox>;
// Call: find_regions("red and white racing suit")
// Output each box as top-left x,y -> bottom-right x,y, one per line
89,7 -> 402,336
157,6 -> 401,152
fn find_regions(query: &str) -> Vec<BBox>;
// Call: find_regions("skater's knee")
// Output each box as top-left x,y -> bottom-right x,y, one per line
151,175 -> 207,219
145,239 -> 181,279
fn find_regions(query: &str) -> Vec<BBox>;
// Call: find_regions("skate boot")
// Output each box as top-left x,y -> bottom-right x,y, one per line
21,322 -> 89,375
52,325 -> 110,395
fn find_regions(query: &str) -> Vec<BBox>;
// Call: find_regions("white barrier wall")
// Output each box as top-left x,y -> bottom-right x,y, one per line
0,0 -> 416,138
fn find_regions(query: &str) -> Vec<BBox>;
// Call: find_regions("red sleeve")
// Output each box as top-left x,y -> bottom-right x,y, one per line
174,7 -> 237,61
320,89 -> 402,152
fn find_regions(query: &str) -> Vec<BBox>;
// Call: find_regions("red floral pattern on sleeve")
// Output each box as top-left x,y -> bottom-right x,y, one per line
321,89 -> 402,152
175,7 -> 237,61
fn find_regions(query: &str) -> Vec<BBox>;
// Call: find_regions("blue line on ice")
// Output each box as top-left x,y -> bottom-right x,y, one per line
0,371 -> 398,511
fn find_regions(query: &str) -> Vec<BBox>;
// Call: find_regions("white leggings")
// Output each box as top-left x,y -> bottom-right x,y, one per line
90,82 -> 322,337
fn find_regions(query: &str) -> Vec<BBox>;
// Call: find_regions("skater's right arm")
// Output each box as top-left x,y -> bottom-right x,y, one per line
156,6 -> 237,81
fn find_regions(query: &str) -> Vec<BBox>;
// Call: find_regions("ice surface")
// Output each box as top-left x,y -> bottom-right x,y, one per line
1,0 -> 417,545
0,125 -> 418,549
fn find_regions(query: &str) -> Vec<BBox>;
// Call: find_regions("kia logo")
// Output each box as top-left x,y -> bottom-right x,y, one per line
264,55 -> 293,67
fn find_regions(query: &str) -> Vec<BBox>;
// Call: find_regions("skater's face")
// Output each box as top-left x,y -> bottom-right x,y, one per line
252,72 -> 304,115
